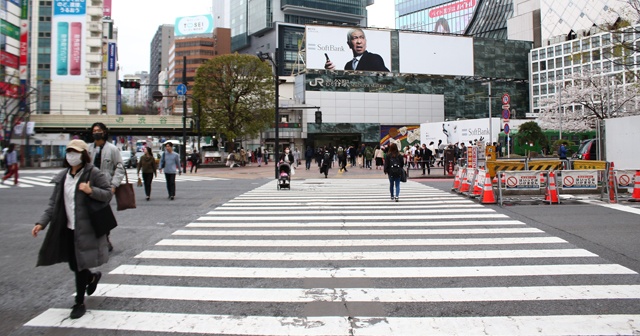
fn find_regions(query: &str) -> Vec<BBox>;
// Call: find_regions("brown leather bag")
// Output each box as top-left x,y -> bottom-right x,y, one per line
115,165 -> 136,211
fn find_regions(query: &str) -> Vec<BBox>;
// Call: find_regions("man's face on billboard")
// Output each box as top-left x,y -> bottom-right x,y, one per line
349,31 -> 367,56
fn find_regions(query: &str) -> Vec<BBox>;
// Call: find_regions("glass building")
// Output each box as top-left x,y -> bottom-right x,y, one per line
395,0 -> 515,39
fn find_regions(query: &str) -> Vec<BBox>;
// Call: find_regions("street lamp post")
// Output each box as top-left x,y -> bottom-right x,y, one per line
257,50 -> 279,179
481,81 -> 493,144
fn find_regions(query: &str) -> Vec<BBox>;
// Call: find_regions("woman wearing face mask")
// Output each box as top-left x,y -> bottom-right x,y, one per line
31,140 -> 113,319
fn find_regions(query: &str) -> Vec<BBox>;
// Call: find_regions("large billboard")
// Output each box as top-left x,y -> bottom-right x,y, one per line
306,26 -> 392,72
421,118 -> 500,145
174,14 -> 214,37
51,0 -> 86,82
399,32 -> 474,76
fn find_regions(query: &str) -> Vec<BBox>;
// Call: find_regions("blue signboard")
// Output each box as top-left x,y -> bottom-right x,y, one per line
176,84 -> 187,95
107,43 -> 116,71
54,0 -> 86,15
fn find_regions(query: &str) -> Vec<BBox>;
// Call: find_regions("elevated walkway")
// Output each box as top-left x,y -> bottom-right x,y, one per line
29,114 -> 194,135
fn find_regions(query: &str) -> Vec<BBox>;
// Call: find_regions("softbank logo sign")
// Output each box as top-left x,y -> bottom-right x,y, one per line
309,78 -> 324,87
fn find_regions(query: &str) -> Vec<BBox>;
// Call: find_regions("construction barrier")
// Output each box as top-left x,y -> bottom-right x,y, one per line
497,170 -> 546,206
527,159 -> 563,172
486,160 -> 526,178
572,160 -> 607,170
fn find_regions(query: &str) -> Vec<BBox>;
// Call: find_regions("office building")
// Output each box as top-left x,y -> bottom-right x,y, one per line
149,24 -> 174,102
212,0 -> 231,29
28,0 -> 119,115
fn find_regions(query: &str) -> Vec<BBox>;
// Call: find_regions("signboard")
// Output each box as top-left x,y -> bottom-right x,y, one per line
467,146 -> 478,168
107,42 -> 116,71
176,83 -> 187,95
501,93 -> 510,105
305,26 -> 392,72
103,0 -> 111,17
51,0 -> 87,82
399,32 -> 473,76
421,118 -> 501,145
0,50 -> 19,68
1,19 -> 19,39
561,170 -> 598,190
503,123 -> 510,134
502,109 -> 510,120
503,171 -> 542,190
615,170 -> 635,188
174,14 -> 214,36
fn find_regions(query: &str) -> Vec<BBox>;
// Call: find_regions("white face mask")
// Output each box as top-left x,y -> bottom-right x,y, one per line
285,150 -> 290,154
66,152 -> 83,166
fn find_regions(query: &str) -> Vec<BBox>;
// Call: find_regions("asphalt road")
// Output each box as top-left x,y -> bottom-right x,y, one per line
1,167 -> 640,335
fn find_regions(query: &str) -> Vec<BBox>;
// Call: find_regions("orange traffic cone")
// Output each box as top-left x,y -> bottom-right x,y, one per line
452,166 -> 461,191
471,170 -> 484,197
629,170 -> 640,202
544,170 -> 559,204
608,162 -> 617,204
459,168 -> 472,193
480,172 -> 497,204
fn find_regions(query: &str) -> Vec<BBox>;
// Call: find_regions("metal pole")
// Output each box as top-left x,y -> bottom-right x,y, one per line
488,81 -> 492,144
558,86 -> 562,140
182,55 -> 187,173
274,49 -> 280,179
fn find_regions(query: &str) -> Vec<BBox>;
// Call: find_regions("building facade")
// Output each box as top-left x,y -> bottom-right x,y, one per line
1,0 -> 24,143
149,24 -> 173,103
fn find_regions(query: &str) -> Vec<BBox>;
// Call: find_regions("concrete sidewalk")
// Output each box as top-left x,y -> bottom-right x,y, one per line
188,162 -> 455,180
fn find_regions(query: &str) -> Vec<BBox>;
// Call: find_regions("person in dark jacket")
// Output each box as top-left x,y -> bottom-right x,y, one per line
384,143 -> 405,202
32,139 -> 113,319
137,147 -> 158,201
189,150 -> 201,173
304,146 -> 314,170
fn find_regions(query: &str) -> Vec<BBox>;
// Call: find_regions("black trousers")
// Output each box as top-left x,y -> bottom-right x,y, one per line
165,173 -> 176,197
142,173 -> 154,197
422,160 -> 431,175
190,162 -> 198,173
67,228 -> 92,304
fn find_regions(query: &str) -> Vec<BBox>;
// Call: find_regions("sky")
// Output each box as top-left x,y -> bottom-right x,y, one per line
112,0 -> 395,77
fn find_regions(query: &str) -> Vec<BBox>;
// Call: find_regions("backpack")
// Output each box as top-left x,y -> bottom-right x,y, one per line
389,156 -> 402,177
322,152 -> 331,166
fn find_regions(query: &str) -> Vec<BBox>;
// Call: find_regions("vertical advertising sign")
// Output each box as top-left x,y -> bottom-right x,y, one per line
51,0 -> 86,83
103,0 -> 111,17
107,42 -> 116,71
19,0 -> 28,82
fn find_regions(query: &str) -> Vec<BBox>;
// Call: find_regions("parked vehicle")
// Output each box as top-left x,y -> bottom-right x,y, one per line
573,139 -> 598,160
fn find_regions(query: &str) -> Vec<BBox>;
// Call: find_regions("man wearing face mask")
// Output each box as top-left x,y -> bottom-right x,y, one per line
87,122 -> 124,252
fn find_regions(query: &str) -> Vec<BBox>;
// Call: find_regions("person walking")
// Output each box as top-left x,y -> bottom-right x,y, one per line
384,143 -> 404,202
364,145 -> 374,169
320,147 -> 331,178
189,150 -> 200,173
374,145 -> 384,170
304,146 -> 314,170
255,148 -> 263,167
32,139 -> 112,319
87,122 -> 123,252
1,143 -> 18,185
159,142 -> 180,200
137,147 -> 157,201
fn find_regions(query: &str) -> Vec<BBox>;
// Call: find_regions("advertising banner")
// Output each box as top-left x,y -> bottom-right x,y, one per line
306,25 -> 392,72
466,146 -> 478,169
26,121 -> 35,135
421,118 -> 500,146
503,171 -> 542,190
174,14 -> 214,36
19,0 -> 28,81
103,0 -> 111,17
0,81 -> 20,98
51,0 -> 86,83
107,42 -> 116,71
0,50 -> 19,68
561,170 -> 598,190
1,19 -> 19,39
398,32 -> 474,76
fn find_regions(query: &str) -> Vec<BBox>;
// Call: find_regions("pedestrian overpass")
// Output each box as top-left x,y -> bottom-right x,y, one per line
29,114 -> 196,136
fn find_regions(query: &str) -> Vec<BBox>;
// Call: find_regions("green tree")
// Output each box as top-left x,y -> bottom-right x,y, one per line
192,54 -> 275,151
516,121 -> 548,156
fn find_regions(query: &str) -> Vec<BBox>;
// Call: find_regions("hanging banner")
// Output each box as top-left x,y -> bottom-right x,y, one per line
51,0 -> 87,82
503,171 -> 542,190
26,121 -> 35,135
561,170 -> 598,190
107,42 -> 116,71
13,122 -> 24,136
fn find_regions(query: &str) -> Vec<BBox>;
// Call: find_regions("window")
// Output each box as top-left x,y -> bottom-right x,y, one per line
582,39 -> 590,50
89,94 -> 99,100
549,72 -> 555,82
532,50 -> 538,61
39,16 -> 51,22
563,43 -> 571,54
547,47 -> 554,57
532,62 -> 538,72
540,50 -> 546,59
540,61 -> 547,71
541,85 -> 547,95
592,49 -> 600,61
548,59 -> 554,70
556,58 -> 562,68
533,74 -> 539,84
541,72 -> 547,83
555,45 -> 562,55
592,36 -> 600,48
533,86 -> 539,95
556,70 -> 563,80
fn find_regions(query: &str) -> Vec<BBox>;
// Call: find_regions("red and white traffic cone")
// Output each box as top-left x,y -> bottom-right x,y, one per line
452,166 -> 461,191
480,172 -> 497,204
608,162 -> 618,204
545,170 -> 559,204
471,170 -> 484,197
459,168 -> 472,193
628,170 -> 640,202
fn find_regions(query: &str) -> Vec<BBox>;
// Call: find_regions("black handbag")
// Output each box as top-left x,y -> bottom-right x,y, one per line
401,168 -> 407,183
85,169 -> 118,238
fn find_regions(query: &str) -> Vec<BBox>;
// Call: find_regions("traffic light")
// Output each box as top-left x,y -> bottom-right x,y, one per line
120,80 -> 141,89
315,111 -> 322,124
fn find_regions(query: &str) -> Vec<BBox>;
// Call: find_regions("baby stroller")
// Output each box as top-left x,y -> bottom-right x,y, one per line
277,162 -> 292,190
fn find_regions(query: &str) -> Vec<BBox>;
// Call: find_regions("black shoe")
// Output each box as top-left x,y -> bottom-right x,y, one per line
170,196 -> 174,200
391,196 -> 394,200
70,303 -> 86,319
395,197 -> 399,202
86,272 -> 101,296
146,196 -> 150,201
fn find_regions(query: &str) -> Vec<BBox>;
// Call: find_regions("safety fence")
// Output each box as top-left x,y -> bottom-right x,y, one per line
451,163 -> 640,206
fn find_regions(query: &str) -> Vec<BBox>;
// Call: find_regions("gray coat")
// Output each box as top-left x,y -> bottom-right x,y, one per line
88,141 -> 125,189
37,163 -> 113,270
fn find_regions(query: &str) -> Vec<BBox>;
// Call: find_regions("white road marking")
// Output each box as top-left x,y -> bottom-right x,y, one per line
185,219 -> 526,228
171,228 -> 544,236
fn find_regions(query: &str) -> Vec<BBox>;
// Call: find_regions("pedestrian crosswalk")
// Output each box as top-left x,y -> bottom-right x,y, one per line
0,170 -> 225,189
24,179 -> 640,335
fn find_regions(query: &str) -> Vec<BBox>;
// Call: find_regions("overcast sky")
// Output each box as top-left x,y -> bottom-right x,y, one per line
112,0 -> 395,77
